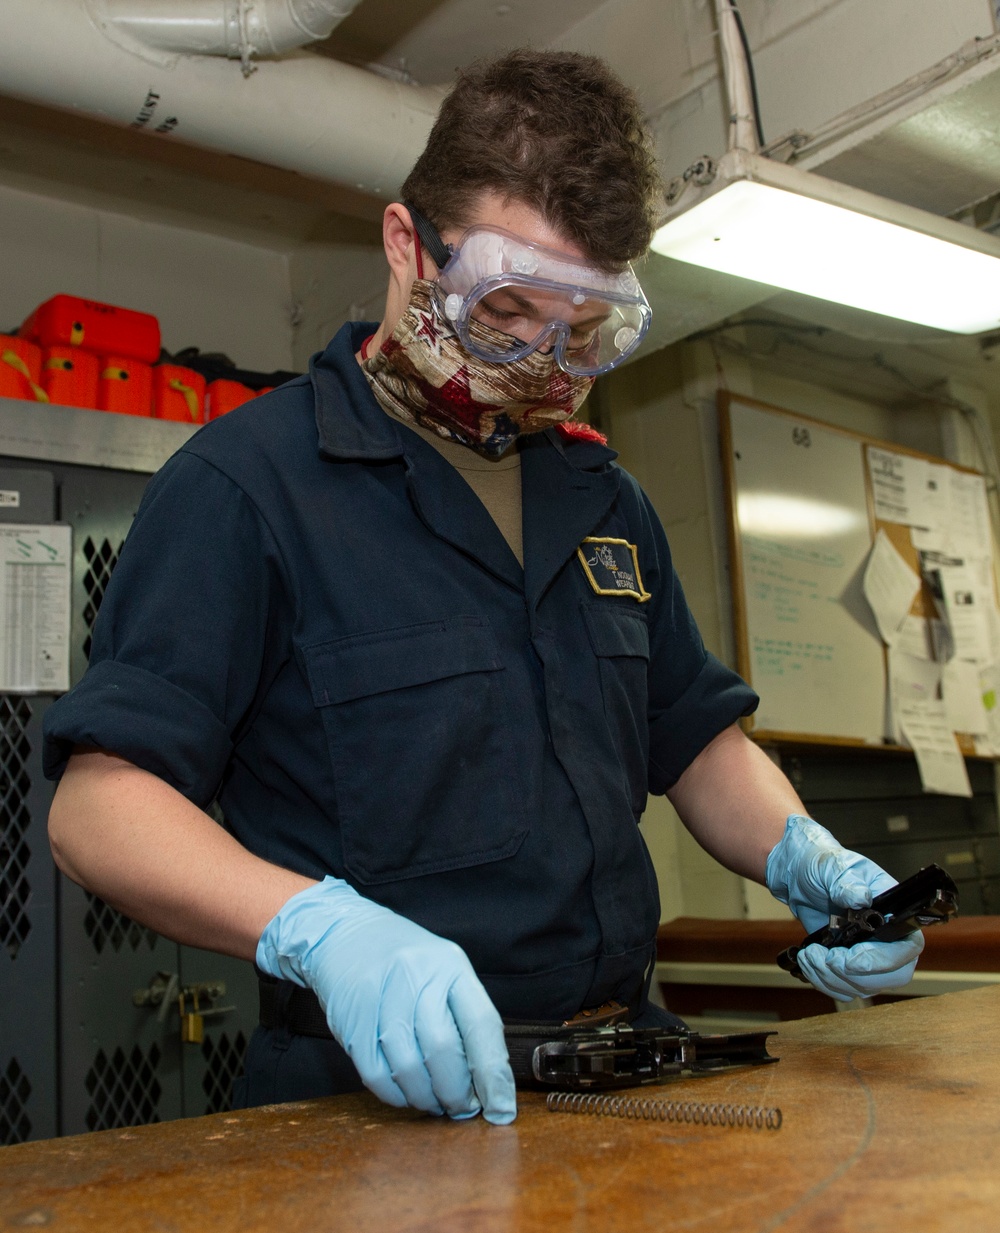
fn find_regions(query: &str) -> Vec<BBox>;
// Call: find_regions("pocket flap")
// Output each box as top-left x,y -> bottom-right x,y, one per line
582,603 -> 650,659
305,617 -> 501,705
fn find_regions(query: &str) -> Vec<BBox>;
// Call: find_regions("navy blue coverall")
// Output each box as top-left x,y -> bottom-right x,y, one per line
43,321 -> 758,1104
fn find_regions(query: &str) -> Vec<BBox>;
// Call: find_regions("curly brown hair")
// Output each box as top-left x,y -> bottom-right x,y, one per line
400,49 -> 661,271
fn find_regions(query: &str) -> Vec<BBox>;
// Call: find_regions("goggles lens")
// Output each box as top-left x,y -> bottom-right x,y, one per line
435,226 -> 651,376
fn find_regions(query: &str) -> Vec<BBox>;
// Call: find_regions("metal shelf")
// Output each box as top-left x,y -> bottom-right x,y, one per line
0,397 -> 197,473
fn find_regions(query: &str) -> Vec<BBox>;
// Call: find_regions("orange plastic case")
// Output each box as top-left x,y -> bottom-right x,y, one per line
0,334 -> 47,402
206,378 -> 255,420
42,346 -> 99,409
97,357 -> 153,417
153,365 -> 206,423
22,295 -> 161,364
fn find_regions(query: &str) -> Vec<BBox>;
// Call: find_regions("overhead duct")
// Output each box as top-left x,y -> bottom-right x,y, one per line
96,0 -> 364,62
0,0 -> 444,199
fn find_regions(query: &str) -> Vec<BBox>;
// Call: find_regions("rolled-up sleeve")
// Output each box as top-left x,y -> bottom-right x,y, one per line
43,450 -> 289,805
627,483 -> 757,793
647,650 -> 757,792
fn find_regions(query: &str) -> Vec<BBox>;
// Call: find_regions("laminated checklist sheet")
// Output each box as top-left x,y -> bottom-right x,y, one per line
0,523 -> 71,692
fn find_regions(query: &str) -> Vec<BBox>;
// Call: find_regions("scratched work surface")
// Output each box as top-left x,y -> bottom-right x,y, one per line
3,986 -> 999,1233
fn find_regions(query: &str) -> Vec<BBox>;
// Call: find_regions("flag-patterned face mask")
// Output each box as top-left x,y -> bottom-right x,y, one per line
362,280 -> 594,458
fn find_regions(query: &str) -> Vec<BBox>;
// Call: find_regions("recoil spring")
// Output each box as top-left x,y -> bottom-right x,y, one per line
545,1090 -> 782,1131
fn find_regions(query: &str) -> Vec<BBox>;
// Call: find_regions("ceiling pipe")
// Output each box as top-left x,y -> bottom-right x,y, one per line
713,0 -> 760,154
97,0 -> 364,64
0,0 -> 443,199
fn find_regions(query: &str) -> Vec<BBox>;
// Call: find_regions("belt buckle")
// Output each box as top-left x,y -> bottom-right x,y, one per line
562,999 -> 630,1028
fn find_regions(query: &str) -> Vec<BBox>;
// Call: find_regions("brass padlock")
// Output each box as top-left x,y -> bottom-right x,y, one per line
179,990 -> 204,1045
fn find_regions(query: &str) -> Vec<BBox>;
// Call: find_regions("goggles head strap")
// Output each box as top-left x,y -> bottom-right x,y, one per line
403,201 -> 454,272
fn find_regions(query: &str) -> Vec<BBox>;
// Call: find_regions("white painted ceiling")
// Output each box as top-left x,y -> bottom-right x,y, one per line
313,0 -> 617,84
802,60 -> 1000,223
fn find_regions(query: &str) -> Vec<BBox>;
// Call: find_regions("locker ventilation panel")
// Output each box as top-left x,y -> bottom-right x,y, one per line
0,1057 -> 32,1145
85,1043 -> 162,1131
83,892 -> 158,954
81,536 -> 124,660
0,696 -> 32,961
201,1030 -> 248,1115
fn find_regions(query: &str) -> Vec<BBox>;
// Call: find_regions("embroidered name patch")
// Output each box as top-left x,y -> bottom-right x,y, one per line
577,537 -> 651,602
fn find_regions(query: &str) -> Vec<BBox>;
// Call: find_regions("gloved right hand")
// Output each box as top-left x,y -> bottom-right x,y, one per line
256,876 -> 516,1124
765,815 -> 924,1002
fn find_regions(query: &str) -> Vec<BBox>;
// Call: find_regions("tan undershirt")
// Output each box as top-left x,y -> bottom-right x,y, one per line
383,408 -> 524,567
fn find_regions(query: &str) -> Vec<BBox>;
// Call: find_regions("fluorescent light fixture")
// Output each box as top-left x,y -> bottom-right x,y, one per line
650,149 -> 1000,334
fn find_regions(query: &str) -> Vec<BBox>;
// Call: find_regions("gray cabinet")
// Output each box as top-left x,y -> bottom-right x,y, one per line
0,401 -> 259,1143
781,748 -> 1000,913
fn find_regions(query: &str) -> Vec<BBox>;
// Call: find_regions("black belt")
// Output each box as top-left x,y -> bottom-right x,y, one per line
258,971 -> 335,1039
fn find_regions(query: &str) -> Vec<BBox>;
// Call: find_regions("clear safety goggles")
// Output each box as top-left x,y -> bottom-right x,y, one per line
408,207 -> 651,376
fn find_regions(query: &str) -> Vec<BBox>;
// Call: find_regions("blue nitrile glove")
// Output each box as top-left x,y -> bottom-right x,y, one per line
765,815 -> 924,1002
256,876 -> 516,1124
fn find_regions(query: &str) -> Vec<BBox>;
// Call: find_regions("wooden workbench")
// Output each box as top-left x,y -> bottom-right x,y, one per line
3,986 -> 998,1232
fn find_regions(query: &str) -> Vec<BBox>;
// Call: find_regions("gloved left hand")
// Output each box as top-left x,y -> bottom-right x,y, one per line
765,814 -> 924,1001
256,877 -> 516,1123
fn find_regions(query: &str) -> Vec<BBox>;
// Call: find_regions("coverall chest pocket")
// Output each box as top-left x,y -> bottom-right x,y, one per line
582,602 -> 651,817
303,616 -> 528,885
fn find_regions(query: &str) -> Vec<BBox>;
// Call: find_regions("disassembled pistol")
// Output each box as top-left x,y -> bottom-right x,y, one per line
504,1023 -> 778,1090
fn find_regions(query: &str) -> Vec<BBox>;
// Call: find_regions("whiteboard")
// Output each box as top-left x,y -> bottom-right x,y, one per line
724,396 -> 886,744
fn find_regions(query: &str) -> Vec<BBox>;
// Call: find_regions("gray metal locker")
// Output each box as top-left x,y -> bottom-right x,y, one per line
1,692 -> 57,1144
781,747 -> 1000,912
0,401 -> 261,1142
0,466 -> 59,1144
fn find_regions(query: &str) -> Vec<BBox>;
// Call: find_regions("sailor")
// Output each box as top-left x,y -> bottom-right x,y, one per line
44,49 -> 923,1125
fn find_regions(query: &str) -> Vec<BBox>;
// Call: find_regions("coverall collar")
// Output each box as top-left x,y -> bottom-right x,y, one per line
311,322 -> 622,605
520,431 -> 620,609
311,322 -> 405,461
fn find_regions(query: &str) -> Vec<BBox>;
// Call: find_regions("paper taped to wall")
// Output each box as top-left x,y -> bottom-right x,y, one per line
863,529 -> 920,645
942,657 -> 989,736
898,703 -> 973,798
